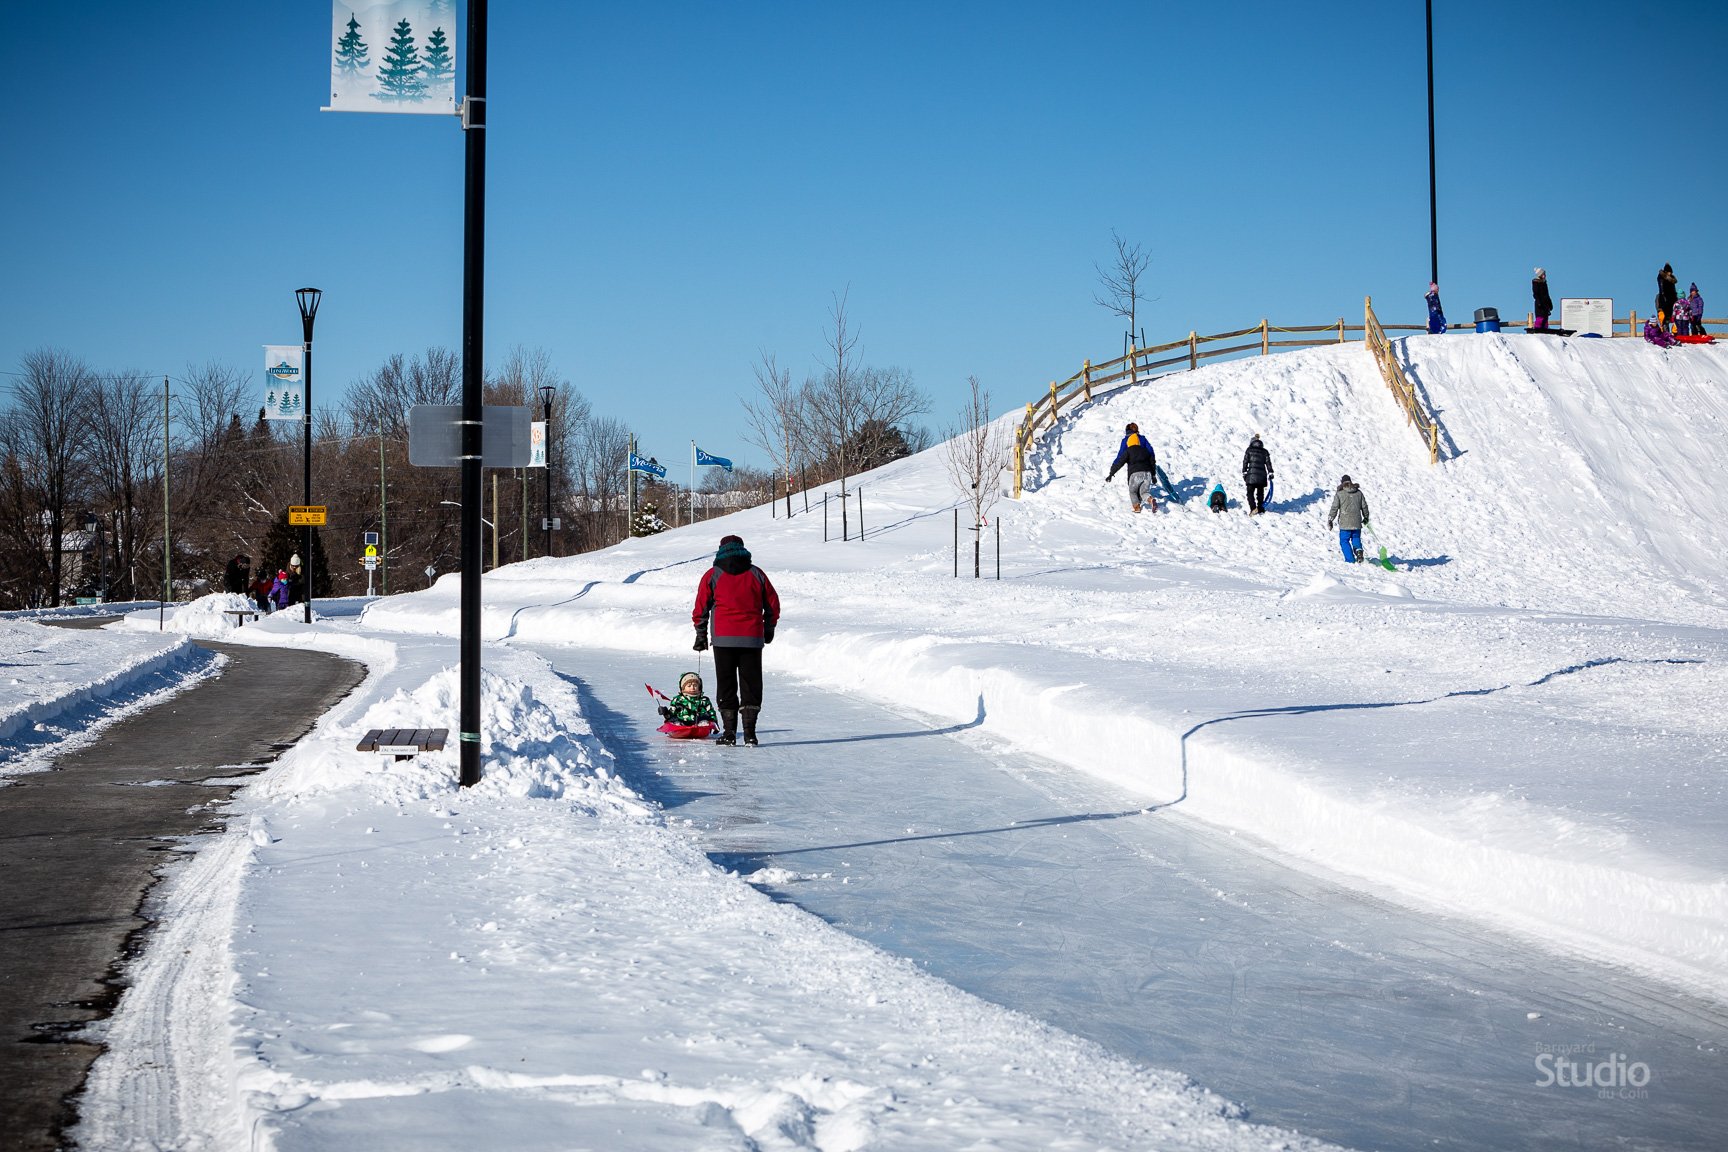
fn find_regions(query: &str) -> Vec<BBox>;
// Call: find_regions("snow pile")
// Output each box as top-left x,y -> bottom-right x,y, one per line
0,617 -> 212,772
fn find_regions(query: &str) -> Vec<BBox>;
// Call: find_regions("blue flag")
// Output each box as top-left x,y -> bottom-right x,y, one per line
695,447 -> 733,472
629,452 -> 666,478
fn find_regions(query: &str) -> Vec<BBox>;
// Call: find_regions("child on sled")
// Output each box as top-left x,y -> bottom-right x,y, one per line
660,671 -> 718,727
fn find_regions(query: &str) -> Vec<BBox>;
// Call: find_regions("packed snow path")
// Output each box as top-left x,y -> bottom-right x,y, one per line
540,645 -> 1728,1152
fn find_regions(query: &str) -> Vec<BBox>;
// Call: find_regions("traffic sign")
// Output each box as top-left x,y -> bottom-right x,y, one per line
288,505 -> 327,526
364,544 -> 378,557
363,556 -> 378,570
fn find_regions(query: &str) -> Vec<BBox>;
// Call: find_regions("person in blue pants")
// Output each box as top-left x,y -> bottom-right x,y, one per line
1326,474 -> 1370,563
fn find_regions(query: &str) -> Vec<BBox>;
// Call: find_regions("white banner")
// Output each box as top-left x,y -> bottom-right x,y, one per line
326,1 -> 457,115
530,421 -> 546,467
263,346 -> 304,421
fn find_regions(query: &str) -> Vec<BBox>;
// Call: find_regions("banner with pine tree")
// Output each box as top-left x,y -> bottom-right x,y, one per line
325,2 -> 456,114
262,346 -> 304,421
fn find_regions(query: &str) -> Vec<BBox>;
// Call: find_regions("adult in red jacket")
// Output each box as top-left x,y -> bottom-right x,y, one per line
692,534 -> 780,745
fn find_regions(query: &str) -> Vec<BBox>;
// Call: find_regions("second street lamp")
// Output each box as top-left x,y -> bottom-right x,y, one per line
295,287 -> 321,624
540,384 -> 555,557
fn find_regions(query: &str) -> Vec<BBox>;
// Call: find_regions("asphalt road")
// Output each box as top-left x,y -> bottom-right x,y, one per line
0,630 -> 363,1152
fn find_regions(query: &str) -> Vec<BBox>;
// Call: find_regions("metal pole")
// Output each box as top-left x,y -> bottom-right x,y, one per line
458,0 -> 488,788
856,487 -> 863,541
996,515 -> 1001,580
160,376 -> 169,630
1426,0 -> 1438,289
297,296 -> 317,624
823,492 -> 828,542
378,414 -> 388,596
953,507 -> 958,577
540,385 -> 554,556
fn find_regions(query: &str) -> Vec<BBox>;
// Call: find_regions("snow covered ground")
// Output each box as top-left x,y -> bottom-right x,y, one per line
8,333 -> 1724,1149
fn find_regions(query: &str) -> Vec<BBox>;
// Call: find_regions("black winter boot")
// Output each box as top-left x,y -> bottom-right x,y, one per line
741,707 -> 759,746
716,709 -> 737,746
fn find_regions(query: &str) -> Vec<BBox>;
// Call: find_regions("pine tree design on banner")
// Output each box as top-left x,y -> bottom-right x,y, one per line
421,26 -> 453,90
334,13 -> 370,77
374,19 -> 425,103
277,391 -> 302,418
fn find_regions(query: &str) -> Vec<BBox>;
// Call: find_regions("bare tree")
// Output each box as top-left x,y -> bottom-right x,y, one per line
0,348 -> 96,605
742,351 -> 803,513
568,414 -> 630,552
1094,229 -> 1153,359
798,291 -> 930,536
86,371 -> 165,600
942,376 -> 1007,577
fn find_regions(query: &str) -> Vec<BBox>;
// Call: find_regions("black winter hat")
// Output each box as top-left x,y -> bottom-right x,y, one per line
1340,474 -> 1352,483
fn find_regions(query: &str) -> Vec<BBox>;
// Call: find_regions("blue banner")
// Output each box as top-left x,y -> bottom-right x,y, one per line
629,452 -> 666,478
695,447 -> 733,472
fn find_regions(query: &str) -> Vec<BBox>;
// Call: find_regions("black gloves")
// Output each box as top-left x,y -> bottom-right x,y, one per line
657,705 -> 670,720
693,628 -> 708,652
763,623 -> 776,645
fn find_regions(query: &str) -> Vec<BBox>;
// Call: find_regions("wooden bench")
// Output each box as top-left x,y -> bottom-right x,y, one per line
223,608 -> 261,627
356,728 -> 449,760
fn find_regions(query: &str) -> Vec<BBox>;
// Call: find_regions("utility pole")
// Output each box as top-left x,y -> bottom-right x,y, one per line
457,0 -> 488,788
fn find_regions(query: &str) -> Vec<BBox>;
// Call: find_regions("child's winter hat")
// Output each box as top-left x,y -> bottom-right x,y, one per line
1340,474 -> 1352,484
1534,267 -> 1546,278
679,671 -> 703,694
1125,422 -> 1138,432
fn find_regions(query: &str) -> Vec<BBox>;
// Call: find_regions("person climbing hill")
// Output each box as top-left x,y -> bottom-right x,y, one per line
1105,422 -> 1158,513
1241,435 -> 1273,515
1326,474 -> 1371,564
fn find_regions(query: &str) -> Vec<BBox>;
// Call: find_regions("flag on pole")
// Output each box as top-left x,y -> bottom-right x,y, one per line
263,346 -> 304,421
695,447 -> 733,472
326,1 -> 458,115
629,452 -> 666,478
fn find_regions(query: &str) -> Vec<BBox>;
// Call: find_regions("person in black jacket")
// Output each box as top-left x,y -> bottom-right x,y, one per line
1241,435 -> 1273,515
1531,268 -> 1553,331
1105,423 -> 1157,513
1657,263 -> 1679,331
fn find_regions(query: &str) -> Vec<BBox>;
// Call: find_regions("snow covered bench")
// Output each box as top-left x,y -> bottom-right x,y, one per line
356,728 -> 448,761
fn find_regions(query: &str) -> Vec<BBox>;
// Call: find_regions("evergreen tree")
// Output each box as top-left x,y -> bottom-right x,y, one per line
421,26 -> 453,89
375,19 -> 425,102
631,501 -> 668,537
335,13 -> 370,76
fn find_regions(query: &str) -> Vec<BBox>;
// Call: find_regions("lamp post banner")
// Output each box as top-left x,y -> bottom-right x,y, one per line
262,345 -> 304,421
326,1 -> 458,115
530,421 -> 546,468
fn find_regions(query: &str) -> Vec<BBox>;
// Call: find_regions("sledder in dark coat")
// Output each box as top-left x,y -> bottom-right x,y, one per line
692,534 -> 781,746
1532,269 -> 1553,330
1241,436 -> 1273,514
1105,423 -> 1158,513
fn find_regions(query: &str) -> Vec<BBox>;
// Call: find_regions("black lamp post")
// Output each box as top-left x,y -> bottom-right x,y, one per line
1426,0 -> 1438,289
540,384 -> 555,557
296,287 -> 321,624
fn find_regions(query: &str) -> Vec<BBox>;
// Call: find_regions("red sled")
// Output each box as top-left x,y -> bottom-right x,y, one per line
646,682 -> 715,740
1675,334 -> 1716,345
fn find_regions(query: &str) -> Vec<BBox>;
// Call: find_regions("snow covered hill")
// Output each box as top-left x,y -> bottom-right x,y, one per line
1026,333 -> 1728,625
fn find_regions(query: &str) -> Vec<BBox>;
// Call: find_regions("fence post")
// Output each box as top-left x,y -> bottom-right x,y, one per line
823,492 -> 828,542
1629,310 -> 1637,337
1082,359 -> 1093,401
1188,331 -> 1198,370
1048,381 -> 1059,420
1261,319 -> 1269,355
856,487 -> 864,541
1338,317 -> 1346,343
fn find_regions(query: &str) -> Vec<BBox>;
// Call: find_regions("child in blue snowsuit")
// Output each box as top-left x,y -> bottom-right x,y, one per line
1208,483 -> 1228,513
1425,282 -> 1447,334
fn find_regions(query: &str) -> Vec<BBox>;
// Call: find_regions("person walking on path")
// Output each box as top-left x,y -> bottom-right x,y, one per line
1531,268 -> 1553,331
1241,435 -> 1274,515
1657,263 -> 1680,331
692,534 -> 781,746
1326,474 -> 1371,564
1105,422 -> 1158,513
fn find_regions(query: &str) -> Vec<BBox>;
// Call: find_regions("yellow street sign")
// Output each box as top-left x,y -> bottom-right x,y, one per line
288,505 -> 327,526
364,544 -> 378,557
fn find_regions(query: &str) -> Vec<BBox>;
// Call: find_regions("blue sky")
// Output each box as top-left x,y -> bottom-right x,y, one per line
3,2 -> 1723,474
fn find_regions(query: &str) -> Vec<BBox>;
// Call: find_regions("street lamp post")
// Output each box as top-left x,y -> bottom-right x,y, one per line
1426,0 -> 1438,289
540,384 -> 555,557
296,287 -> 322,624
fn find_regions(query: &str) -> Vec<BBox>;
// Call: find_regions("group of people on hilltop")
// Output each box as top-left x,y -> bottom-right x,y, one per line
1429,267 -> 1708,339
1105,426 -> 1376,563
